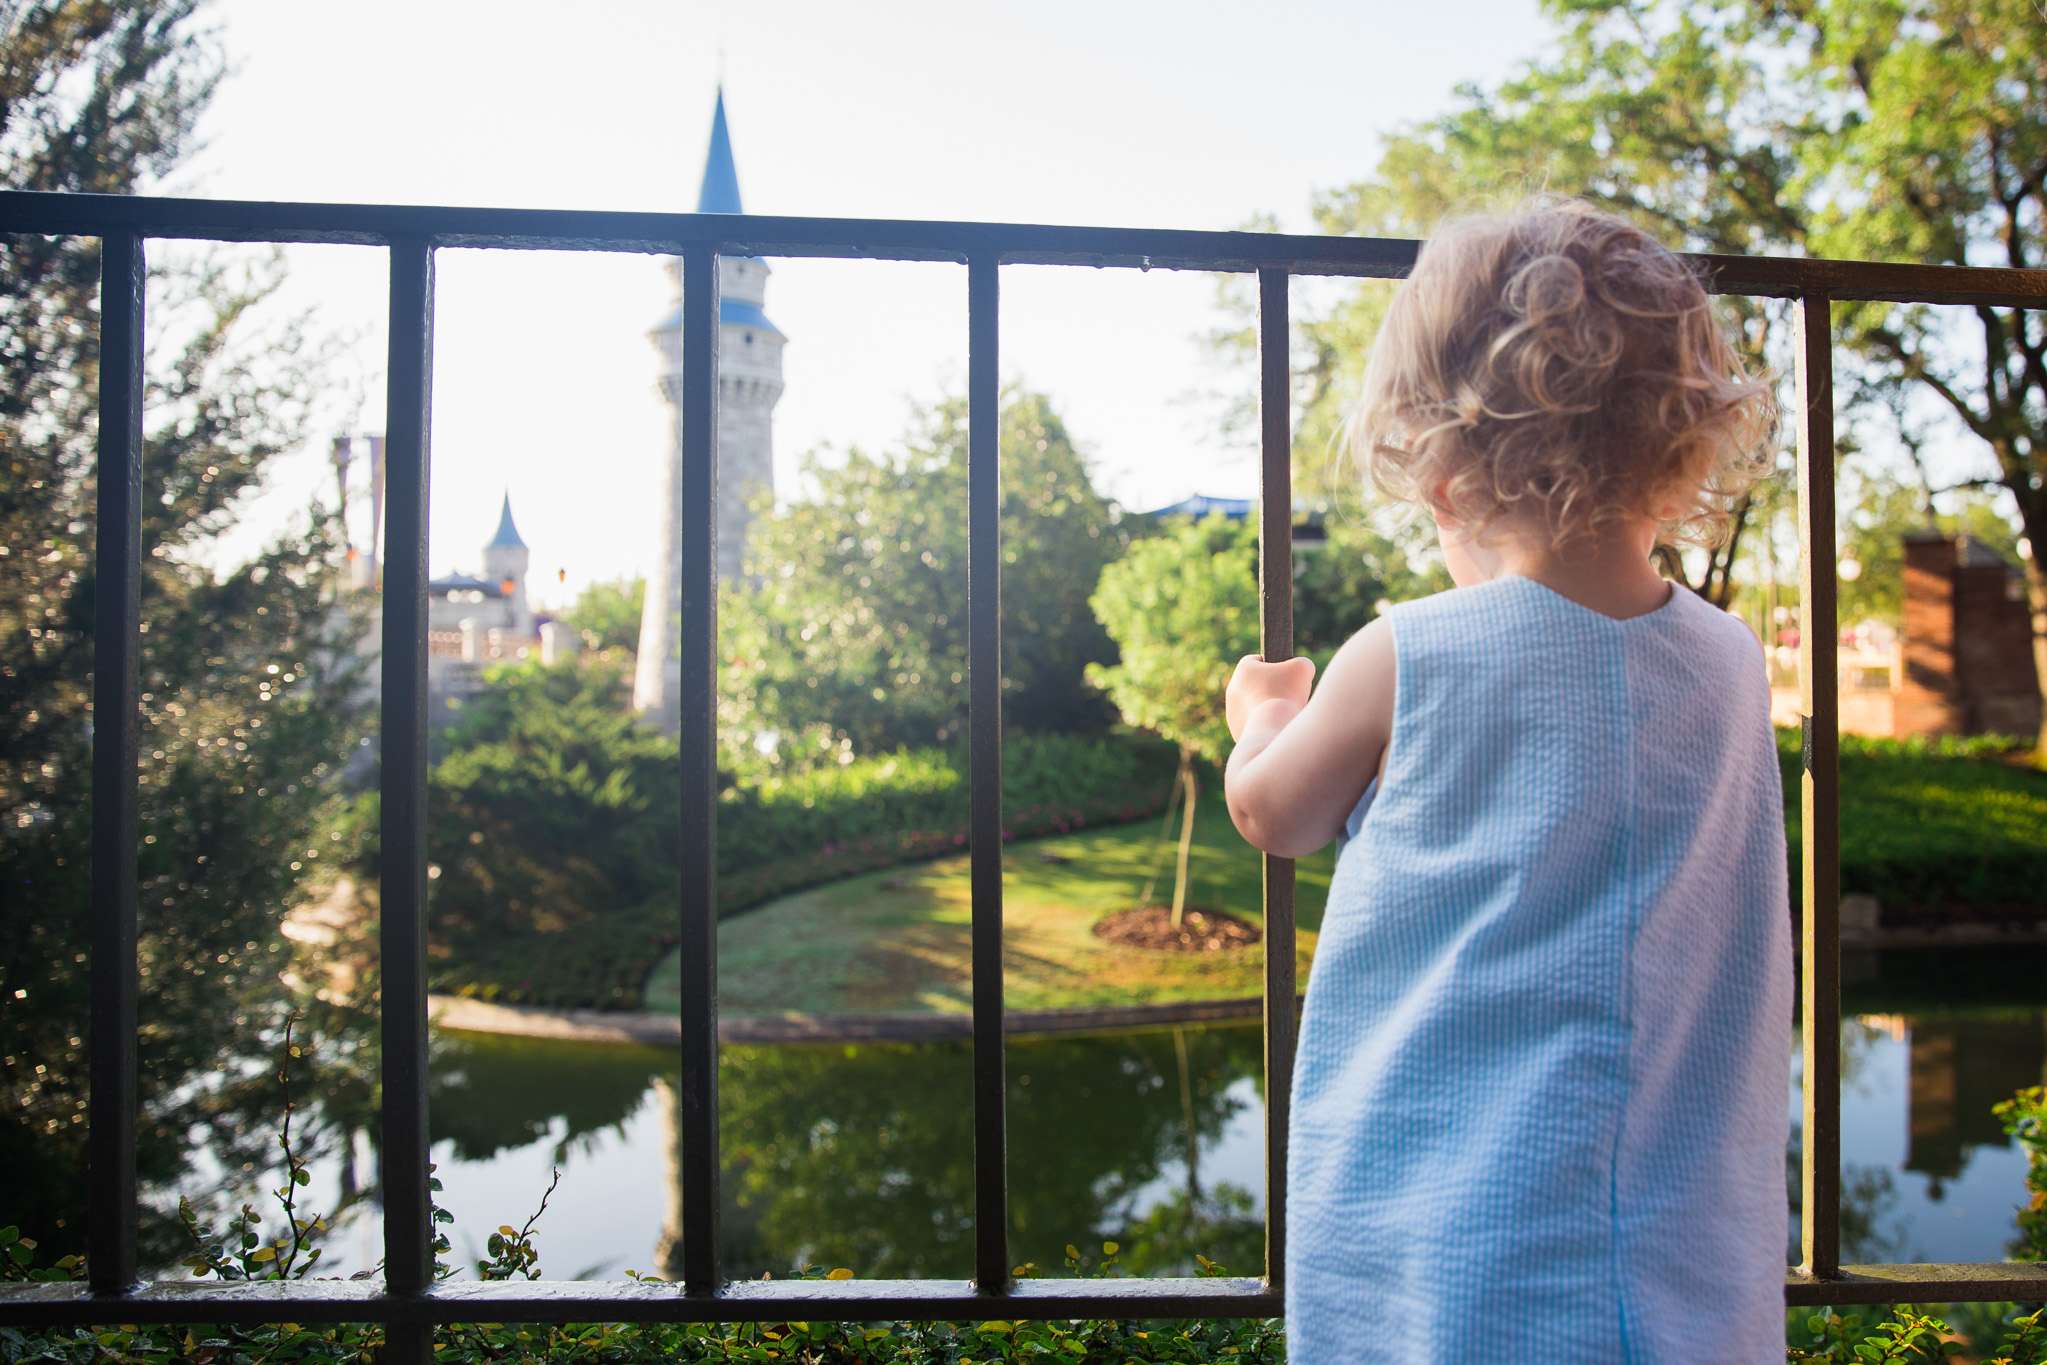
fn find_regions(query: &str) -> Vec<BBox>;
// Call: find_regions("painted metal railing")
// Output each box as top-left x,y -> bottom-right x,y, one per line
2,191 -> 2045,1356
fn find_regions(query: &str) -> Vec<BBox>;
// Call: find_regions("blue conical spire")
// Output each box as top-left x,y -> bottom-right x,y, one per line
488,493 -> 526,550
697,90 -> 743,214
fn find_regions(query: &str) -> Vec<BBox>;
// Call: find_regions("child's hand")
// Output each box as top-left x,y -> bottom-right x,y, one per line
1225,655 -> 1316,742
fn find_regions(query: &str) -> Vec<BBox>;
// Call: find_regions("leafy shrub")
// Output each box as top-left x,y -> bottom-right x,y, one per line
2,1209 -> 1282,1365
0,1299 -> 1285,1365
717,731 -> 1178,912
1779,730 -> 2047,919
1996,1084 -> 2047,1262
414,661 -> 1176,1008
425,661 -> 682,1010
1787,1305 -> 2045,1362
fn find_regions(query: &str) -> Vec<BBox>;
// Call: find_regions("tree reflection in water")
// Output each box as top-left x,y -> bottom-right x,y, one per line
425,1024 -> 1269,1281
421,979 -> 2047,1281
715,1024 -> 1266,1279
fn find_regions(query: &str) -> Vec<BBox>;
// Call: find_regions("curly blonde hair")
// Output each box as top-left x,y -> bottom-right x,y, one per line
1351,199 -> 1777,549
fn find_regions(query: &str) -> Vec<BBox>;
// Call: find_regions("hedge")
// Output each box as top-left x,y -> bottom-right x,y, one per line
716,731 -> 1179,913
1779,730 -> 2047,923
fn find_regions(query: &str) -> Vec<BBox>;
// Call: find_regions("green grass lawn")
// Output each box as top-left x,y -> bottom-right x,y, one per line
638,734 -> 2047,1019
646,797 -> 1334,1017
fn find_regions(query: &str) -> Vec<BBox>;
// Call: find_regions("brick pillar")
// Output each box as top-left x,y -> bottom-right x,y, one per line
1898,531 -> 1959,736
1954,538 -> 2043,736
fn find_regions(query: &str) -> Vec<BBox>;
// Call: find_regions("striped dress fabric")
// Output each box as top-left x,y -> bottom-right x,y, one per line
1286,575 -> 1792,1364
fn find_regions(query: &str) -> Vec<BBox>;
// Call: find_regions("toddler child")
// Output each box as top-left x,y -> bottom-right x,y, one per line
1224,200 -> 1789,1364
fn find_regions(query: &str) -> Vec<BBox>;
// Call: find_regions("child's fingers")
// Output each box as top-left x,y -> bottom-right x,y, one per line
1225,655 -> 1318,741
1255,655 -> 1318,701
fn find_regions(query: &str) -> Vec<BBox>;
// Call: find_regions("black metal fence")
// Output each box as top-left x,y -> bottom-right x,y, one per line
2,190 -> 2046,1354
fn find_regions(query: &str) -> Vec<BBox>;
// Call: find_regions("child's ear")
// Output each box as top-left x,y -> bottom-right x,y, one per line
1425,478 -> 1463,526
1645,484 -> 1686,522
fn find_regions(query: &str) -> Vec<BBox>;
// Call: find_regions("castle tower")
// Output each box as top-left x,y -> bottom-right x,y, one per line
634,90 -> 787,728
483,492 -> 532,635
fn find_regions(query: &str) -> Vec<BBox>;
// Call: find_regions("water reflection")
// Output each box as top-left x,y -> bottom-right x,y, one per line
1802,1010 -> 2047,1264
1901,1015 -> 2046,1189
345,955 -> 2047,1282
422,1024 -> 1267,1280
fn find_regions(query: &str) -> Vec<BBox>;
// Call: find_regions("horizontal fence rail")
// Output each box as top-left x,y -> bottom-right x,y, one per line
4,190 -> 2047,302
3,188 -> 2046,1345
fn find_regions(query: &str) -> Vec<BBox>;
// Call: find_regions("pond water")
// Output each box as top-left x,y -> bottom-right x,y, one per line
289,949 -> 2047,1284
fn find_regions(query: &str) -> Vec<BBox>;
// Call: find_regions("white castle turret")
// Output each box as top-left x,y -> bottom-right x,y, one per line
634,90 -> 787,729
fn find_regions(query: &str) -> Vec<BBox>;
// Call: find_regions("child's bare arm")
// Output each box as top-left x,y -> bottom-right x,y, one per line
1223,618 -> 1396,858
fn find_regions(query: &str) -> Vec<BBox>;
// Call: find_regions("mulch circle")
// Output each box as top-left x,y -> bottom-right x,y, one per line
1092,905 -> 1262,953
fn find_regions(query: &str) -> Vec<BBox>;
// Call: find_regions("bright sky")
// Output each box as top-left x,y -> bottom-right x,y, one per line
182,0 -> 1556,605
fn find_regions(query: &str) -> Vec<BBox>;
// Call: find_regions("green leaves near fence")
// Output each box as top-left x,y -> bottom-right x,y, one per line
1995,1084 -> 2047,1263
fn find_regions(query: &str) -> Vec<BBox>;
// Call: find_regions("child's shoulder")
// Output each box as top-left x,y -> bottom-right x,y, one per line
1660,583 -> 1769,664
1383,578 -> 1764,680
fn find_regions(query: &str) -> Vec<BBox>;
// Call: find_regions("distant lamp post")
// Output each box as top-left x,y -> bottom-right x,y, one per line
329,431 -> 386,590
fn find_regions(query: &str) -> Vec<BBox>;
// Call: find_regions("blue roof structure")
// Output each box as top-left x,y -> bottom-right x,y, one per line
488,493 -> 527,550
720,299 -> 781,334
427,571 -> 503,598
647,297 -> 786,339
698,90 -> 743,214
1148,494 -> 1255,520
653,91 -> 782,339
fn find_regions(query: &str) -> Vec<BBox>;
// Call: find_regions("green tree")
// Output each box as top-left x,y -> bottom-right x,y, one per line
1309,0 -> 2047,745
0,0 -> 363,1260
425,660 -> 681,1008
721,389 -> 1129,768
1292,515 -> 1453,660
1086,514 -> 1259,925
560,575 -> 643,657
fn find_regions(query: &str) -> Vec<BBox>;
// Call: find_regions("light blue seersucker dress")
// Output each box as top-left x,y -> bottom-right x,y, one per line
1287,575 -> 1792,1365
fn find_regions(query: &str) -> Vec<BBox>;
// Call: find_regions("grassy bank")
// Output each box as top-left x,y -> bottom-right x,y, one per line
648,795 -> 1334,1017
441,726 -> 2047,1015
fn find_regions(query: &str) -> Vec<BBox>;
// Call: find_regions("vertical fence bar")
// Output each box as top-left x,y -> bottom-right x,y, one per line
1254,267 -> 1296,1295
88,231 -> 145,1296
379,239 -> 435,1337
676,242 -> 723,1294
1795,291 -> 1842,1281
967,253 -> 1008,1295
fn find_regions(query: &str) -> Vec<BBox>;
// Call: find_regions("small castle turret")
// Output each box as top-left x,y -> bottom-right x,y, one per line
482,493 -> 533,634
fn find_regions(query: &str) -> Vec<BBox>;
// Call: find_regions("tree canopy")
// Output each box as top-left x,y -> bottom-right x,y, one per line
0,0 -> 363,1259
1311,0 -> 2047,737
1086,514 -> 1260,921
424,660 -> 680,1008
1087,514 -> 1259,772
720,389 -> 1129,768
562,575 -> 643,657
